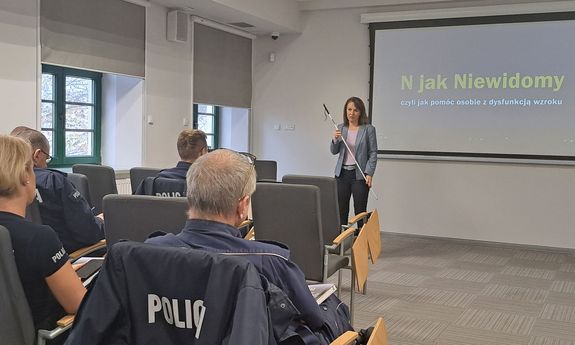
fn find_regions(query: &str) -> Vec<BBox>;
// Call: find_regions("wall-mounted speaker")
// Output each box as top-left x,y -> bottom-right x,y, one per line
167,10 -> 189,43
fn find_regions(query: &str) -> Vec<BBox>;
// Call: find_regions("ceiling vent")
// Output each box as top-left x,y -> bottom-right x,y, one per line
228,22 -> 255,28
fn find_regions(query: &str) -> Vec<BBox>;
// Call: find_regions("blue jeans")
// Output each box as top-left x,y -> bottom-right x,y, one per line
336,168 -> 369,226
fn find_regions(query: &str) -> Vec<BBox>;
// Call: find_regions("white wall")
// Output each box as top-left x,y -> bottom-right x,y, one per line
143,3 -> 193,168
102,74 -> 144,170
219,107 -> 250,151
0,0 -> 38,133
252,7 -> 575,249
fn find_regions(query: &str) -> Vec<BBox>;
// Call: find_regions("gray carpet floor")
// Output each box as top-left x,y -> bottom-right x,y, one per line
335,232 -> 575,345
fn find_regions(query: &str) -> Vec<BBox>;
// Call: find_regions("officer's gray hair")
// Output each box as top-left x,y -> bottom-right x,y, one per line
10,126 -> 50,152
186,149 -> 256,216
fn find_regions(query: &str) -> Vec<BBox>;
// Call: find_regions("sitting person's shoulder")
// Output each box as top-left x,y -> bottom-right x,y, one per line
249,239 -> 291,261
35,167 -> 66,179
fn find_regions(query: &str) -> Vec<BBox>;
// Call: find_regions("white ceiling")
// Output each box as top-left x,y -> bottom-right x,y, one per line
148,0 -> 571,35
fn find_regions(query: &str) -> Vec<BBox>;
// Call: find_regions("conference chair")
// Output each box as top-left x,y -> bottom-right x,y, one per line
0,226 -> 72,345
134,176 -> 187,197
129,167 -> 161,194
254,160 -> 277,182
67,173 -> 92,208
251,183 -> 356,310
102,194 -> 189,247
72,164 -> 118,214
65,241 -> 273,344
282,174 -> 351,247
283,175 -> 364,293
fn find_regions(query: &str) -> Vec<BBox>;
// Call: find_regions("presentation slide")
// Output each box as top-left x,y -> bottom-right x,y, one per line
371,16 -> 575,159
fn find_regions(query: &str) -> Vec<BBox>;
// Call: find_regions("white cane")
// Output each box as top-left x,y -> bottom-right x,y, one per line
324,104 -> 379,200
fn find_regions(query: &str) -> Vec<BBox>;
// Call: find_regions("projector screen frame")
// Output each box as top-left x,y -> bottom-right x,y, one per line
368,11 -> 575,164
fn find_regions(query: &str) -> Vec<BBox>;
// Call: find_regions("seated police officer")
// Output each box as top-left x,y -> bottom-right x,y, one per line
135,129 -> 208,196
158,128 -> 208,179
11,126 -> 104,253
146,150 -> 354,345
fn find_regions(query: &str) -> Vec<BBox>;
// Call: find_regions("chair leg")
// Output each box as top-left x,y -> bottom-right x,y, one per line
337,270 -> 342,298
350,271 -> 355,327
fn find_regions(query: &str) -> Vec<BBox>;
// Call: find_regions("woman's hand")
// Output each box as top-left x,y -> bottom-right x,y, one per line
334,129 -> 342,141
365,175 -> 372,188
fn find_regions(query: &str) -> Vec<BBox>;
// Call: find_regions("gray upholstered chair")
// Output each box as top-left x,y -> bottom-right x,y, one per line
129,167 -> 161,194
251,182 -> 355,307
72,164 -> 118,214
282,175 -> 345,245
252,182 -> 354,315
102,194 -> 188,247
67,172 -> 92,208
0,226 -> 72,345
282,175 -> 355,292
254,160 -> 277,182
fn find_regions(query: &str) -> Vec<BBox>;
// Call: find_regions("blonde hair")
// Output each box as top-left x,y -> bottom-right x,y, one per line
0,135 -> 33,197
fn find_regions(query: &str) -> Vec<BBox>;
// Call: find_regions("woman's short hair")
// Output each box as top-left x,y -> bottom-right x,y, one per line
177,129 -> 208,161
0,135 -> 32,197
186,149 -> 256,216
342,97 -> 369,126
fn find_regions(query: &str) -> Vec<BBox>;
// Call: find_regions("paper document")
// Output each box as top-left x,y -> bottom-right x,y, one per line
308,283 -> 337,304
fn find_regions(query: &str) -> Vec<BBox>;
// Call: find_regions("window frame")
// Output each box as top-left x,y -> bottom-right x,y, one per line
41,64 -> 102,167
193,103 -> 219,149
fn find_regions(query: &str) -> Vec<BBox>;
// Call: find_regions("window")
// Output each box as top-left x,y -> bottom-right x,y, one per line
41,65 -> 101,166
193,104 -> 219,149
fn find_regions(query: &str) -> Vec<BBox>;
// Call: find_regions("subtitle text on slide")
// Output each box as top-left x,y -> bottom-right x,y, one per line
399,97 -> 563,108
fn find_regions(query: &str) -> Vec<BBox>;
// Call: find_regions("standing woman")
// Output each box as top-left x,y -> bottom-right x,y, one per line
330,97 -> 378,225
0,135 -> 85,333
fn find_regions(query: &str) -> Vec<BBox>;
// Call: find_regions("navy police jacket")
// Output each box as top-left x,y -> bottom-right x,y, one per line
157,161 -> 192,180
34,168 -> 104,253
145,220 -> 353,344
65,241 -> 273,345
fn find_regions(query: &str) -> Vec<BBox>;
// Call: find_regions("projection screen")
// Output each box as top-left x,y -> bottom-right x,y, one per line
369,12 -> 575,162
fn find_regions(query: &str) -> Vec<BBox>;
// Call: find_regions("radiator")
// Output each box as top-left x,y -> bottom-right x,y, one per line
116,178 -> 132,195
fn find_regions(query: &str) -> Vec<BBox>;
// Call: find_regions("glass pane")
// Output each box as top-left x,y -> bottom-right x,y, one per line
41,102 -> 54,129
42,74 -> 54,100
206,135 -> 214,149
66,76 -> 93,103
42,130 -> 54,155
198,114 -> 214,133
65,104 -> 93,129
65,131 -> 93,156
197,104 -> 214,114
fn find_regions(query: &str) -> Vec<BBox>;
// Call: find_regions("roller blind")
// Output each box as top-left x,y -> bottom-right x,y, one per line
193,23 -> 252,108
41,0 -> 145,77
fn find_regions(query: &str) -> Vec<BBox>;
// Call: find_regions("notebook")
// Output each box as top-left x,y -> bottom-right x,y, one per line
308,283 -> 337,304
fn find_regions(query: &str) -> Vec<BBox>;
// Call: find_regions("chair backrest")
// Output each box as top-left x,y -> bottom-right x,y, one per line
0,226 -> 35,345
66,241 -> 271,344
24,197 -> 42,225
72,164 -> 118,214
67,173 -> 92,208
129,167 -> 161,194
136,177 -> 187,197
102,194 -> 189,247
282,175 -> 341,244
254,160 -> 277,182
251,182 -> 324,281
